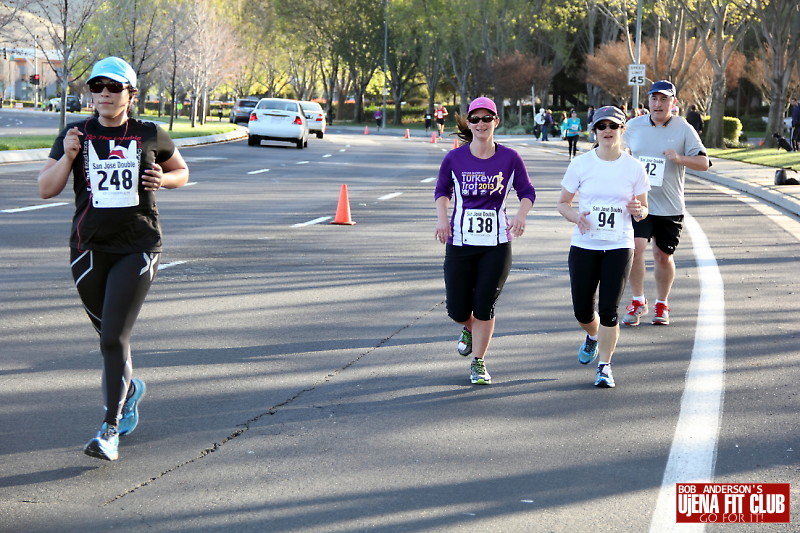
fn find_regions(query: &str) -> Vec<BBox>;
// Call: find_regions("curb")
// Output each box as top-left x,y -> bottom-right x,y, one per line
687,168 -> 800,217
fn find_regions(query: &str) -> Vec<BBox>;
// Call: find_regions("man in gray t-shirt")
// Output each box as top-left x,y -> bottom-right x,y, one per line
621,80 -> 709,326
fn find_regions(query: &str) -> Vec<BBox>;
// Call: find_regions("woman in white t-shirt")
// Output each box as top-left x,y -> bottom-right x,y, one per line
556,106 -> 649,388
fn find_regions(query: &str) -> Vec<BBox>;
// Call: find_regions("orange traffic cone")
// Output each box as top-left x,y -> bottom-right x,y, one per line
364,125 -> 369,135
452,138 -> 459,149
405,129 -> 410,139
331,184 -> 356,225
430,132 -> 437,144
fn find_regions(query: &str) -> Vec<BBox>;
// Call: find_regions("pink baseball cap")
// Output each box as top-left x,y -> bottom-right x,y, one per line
467,97 -> 497,116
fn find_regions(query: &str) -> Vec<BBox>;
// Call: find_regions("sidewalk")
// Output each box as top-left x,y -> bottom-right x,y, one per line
3,125 -> 799,217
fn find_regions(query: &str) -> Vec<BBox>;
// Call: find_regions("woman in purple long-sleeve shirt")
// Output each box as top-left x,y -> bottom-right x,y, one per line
434,97 -> 536,385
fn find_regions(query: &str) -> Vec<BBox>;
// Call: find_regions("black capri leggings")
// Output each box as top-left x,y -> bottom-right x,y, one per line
70,248 -> 160,426
566,135 -> 579,155
444,243 -> 512,322
568,246 -> 632,327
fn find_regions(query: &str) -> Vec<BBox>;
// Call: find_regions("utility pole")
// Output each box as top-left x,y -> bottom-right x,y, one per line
381,0 -> 388,128
632,0 -> 643,112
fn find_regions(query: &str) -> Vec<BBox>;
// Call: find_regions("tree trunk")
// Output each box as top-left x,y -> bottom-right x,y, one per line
707,70 -> 727,148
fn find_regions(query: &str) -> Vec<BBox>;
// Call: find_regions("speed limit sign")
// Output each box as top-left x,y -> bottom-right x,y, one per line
628,64 -> 646,86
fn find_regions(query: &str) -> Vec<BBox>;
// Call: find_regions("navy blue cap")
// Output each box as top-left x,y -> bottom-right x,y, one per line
648,80 -> 676,97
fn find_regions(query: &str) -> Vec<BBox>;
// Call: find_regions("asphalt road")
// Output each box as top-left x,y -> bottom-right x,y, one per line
0,107 -> 83,137
0,131 -> 798,532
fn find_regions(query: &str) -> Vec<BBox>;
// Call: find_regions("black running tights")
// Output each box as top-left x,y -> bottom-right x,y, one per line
568,246 -> 632,327
70,248 -> 159,426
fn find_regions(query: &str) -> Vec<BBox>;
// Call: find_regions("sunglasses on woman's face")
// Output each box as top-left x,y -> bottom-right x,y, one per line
88,81 -> 128,94
595,122 -> 621,131
468,115 -> 496,124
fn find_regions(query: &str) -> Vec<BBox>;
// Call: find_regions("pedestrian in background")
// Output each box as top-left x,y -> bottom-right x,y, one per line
374,108 -> 383,129
587,105 -> 596,142
559,111 -> 568,140
685,105 -> 703,136
622,80 -> 708,326
542,109 -> 553,141
789,97 -> 800,151
564,109 -> 581,160
534,107 -> 545,140
557,106 -> 649,388
435,104 -> 448,137
37,57 -> 189,461
435,97 -> 536,385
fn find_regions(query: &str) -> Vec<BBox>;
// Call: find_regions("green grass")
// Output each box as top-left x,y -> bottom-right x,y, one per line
0,115 -> 240,151
707,147 -> 800,171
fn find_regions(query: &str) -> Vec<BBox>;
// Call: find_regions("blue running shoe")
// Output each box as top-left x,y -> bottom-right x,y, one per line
578,335 -> 598,364
118,378 -> 146,436
84,423 -> 119,461
457,328 -> 472,356
470,357 -> 491,385
594,363 -> 615,388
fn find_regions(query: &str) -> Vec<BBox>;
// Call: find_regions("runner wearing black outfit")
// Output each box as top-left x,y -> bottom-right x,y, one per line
38,57 -> 189,461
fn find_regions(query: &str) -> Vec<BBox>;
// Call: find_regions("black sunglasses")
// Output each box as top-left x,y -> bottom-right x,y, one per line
88,81 -> 128,94
595,123 -> 621,131
468,115 -> 497,124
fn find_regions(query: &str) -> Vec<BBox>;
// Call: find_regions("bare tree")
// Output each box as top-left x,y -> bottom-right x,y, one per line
13,0 -> 100,130
493,51 -> 536,126
91,0 -> 171,115
679,0 -> 754,148
752,0 -> 800,146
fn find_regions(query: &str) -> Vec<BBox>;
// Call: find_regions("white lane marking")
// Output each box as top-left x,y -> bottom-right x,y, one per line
339,149 -> 347,152
183,156 -> 227,162
377,192 -> 403,201
247,168 -> 270,175
296,161 -> 309,165
650,211 -> 725,533
184,182 -> 198,187
1,202 -> 69,213
421,177 -> 436,183
158,260 -> 186,271
322,154 -> 332,158
292,216 -> 332,227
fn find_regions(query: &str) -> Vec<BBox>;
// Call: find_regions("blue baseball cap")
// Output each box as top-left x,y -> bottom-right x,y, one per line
88,57 -> 137,89
648,80 -> 676,97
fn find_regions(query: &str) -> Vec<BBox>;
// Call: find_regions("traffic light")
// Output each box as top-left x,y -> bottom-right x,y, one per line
2,48 -> 6,60
29,74 -> 40,85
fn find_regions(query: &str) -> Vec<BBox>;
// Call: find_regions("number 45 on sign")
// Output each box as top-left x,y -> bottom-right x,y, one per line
628,64 -> 646,86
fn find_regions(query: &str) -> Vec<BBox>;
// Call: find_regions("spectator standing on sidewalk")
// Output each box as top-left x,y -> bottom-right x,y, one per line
789,97 -> 800,151
621,80 -> 709,326
434,97 -> 536,385
557,106 -> 649,388
686,105 -> 704,136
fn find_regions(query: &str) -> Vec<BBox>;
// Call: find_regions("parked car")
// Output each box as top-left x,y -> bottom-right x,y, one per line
47,95 -> 81,112
229,98 -> 259,123
248,98 -> 309,149
299,101 -> 326,139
